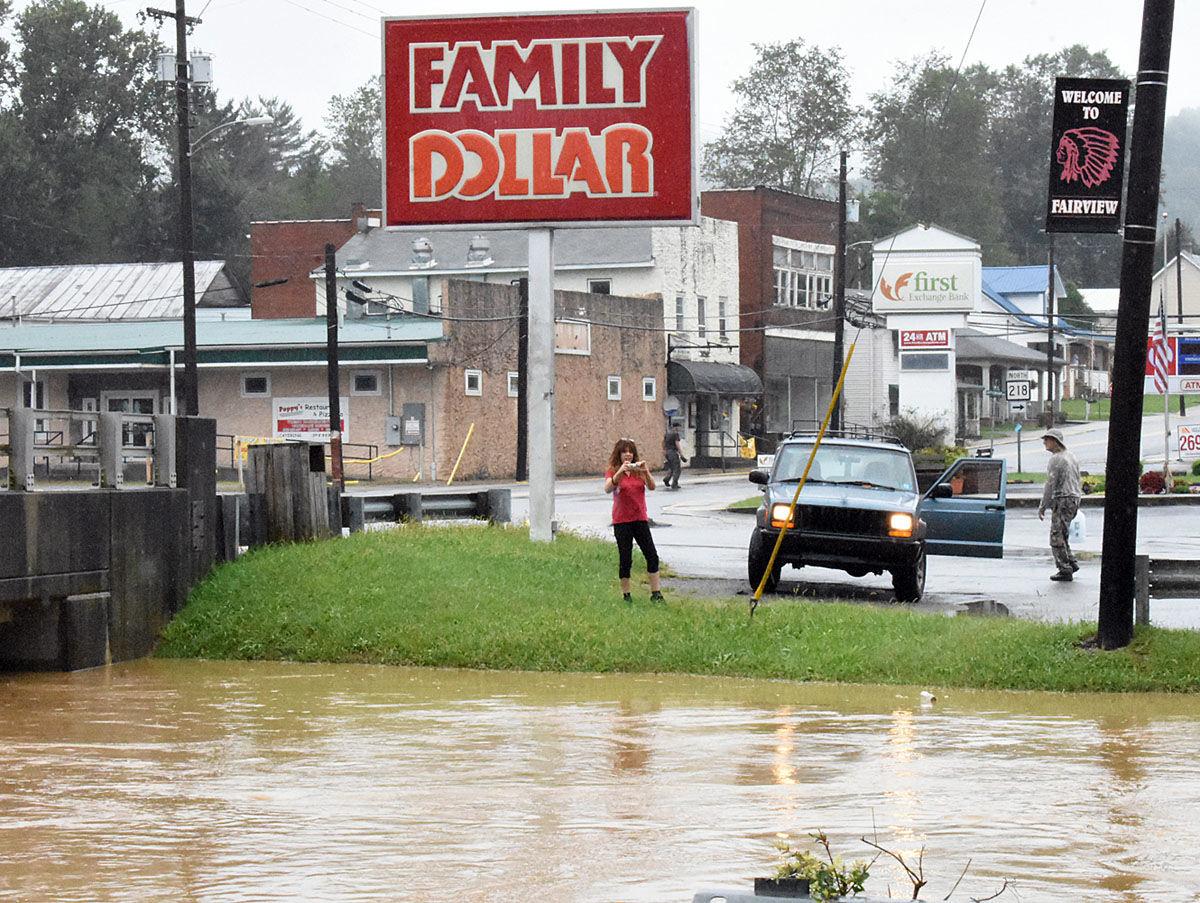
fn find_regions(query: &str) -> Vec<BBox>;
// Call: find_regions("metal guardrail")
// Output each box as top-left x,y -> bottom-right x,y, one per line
343,489 -> 511,532
1,407 -> 175,490
1134,555 -> 1200,625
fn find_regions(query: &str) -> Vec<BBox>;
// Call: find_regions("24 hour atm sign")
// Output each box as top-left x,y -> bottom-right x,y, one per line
383,10 -> 697,227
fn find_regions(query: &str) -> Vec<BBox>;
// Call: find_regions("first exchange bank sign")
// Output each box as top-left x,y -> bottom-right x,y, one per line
382,10 -> 697,228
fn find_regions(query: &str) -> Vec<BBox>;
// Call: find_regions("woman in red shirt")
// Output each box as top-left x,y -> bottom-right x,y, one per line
604,438 -> 663,603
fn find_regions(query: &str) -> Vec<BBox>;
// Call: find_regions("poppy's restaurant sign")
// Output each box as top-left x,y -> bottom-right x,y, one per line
383,10 -> 697,228
872,262 -> 976,313
1045,76 -> 1130,233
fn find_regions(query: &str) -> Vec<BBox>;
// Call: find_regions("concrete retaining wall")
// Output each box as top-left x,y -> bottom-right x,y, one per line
0,417 -> 216,671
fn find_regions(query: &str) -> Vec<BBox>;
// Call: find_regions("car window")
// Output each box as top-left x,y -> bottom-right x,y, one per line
940,460 -> 1002,499
773,443 -> 915,491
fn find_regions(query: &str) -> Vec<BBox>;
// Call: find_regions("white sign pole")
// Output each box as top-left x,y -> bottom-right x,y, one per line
527,228 -> 556,542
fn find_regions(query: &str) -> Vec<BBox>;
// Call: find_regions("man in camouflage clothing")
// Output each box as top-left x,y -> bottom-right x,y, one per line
1038,428 -> 1082,581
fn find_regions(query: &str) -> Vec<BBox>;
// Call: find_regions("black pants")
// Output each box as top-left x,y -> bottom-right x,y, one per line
614,520 -> 660,579
664,452 -> 682,487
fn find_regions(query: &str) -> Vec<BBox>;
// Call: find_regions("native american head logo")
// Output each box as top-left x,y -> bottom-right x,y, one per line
1056,127 -> 1121,188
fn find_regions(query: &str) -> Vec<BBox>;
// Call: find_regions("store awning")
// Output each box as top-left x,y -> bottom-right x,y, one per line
668,359 -> 763,397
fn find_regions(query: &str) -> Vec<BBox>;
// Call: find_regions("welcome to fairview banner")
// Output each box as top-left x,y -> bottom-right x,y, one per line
1045,76 -> 1130,233
382,10 -> 697,228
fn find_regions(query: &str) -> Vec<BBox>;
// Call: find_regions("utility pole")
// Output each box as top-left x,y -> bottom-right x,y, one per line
515,277 -> 529,481
1098,0 -> 1175,650
831,150 -> 847,432
147,3 -> 201,415
1046,235 -> 1056,425
1177,217 -> 1187,416
325,244 -> 344,523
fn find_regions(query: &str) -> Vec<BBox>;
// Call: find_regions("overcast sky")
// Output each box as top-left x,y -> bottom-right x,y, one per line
25,0 -> 1200,140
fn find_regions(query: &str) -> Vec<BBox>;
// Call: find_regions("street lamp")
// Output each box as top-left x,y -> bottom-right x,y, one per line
175,109 -> 271,416
189,115 -> 273,155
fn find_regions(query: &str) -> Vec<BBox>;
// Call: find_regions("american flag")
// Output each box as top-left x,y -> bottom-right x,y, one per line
1149,297 -> 1173,395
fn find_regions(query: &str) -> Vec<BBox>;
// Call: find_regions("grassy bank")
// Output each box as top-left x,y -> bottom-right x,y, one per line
159,527 -> 1200,693
1060,393 -> 1200,421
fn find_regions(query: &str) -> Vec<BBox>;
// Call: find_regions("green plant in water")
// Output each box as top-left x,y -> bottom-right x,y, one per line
773,832 -> 870,901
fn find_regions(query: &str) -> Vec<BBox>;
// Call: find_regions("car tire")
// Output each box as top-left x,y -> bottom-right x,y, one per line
892,548 -> 926,603
748,530 -> 780,593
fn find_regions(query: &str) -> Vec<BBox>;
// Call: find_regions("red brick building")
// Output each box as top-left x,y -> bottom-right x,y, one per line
702,187 -> 839,434
249,205 -> 377,318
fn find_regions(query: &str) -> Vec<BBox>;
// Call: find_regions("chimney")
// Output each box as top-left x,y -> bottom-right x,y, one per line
410,237 -> 435,269
465,235 -> 493,267
351,202 -> 369,233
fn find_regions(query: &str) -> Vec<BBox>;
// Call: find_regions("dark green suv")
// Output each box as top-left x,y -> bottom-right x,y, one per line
747,432 -> 1007,602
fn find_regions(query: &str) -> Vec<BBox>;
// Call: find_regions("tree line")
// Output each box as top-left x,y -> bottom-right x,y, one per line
1,2 -> 1196,299
703,37 -> 1199,293
0,0 -> 381,292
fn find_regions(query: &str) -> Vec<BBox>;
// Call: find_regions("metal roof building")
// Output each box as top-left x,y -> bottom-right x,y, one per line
0,317 -> 441,368
0,261 -> 244,322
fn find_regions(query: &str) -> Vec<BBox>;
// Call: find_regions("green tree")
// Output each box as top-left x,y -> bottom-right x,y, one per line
323,76 -> 382,209
702,38 -> 857,195
864,54 -> 1011,260
1163,108 -> 1200,241
2,0 -> 169,265
1059,280 -> 1097,331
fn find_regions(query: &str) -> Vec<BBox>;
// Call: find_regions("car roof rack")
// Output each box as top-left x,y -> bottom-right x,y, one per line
787,420 -> 905,447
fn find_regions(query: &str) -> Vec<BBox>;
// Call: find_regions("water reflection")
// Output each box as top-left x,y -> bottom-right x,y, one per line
0,661 -> 1198,902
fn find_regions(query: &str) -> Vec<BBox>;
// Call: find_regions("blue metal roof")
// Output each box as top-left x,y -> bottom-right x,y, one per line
0,316 -> 442,355
982,265 -> 1066,298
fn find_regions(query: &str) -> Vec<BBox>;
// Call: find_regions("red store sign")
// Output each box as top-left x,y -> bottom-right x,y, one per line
383,10 -> 697,228
898,329 -> 950,349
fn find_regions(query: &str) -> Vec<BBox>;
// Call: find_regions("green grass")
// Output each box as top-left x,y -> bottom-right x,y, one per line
1008,472 -> 1047,483
1060,394 -> 1200,421
727,495 -> 762,511
158,527 -> 1200,693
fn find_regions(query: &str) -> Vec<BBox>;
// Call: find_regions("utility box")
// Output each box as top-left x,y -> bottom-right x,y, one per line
156,52 -> 176,83
189,52 -> 214,85
385,415 -> 402,446
389,403 -> 425,447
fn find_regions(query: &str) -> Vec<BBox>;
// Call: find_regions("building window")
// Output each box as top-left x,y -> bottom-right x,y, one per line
773,241 -> 834,309
888,384 -> 900,418
554,319 -> 591,355
607,375 -> 622,401
642,377 -> 656,401
507,371 -> 519,398
718,298 -> 728,340
351,370 -> 381,396
240,373 -> 270,397
697,296 -> 707,338
465,369 -> 483,396
675,295 -> 684,332
588,278 -> 611,295
21,378 -> 47,409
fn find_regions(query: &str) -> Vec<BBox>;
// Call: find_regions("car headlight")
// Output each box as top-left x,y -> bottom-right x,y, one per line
770,502 -> 796,528
887,512 -> 914,537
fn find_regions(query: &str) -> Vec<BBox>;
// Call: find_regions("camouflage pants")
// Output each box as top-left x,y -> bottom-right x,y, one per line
1050,497 -> 1080,574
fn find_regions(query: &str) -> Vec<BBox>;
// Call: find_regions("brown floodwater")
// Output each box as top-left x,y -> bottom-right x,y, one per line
1,660 -> 1198,902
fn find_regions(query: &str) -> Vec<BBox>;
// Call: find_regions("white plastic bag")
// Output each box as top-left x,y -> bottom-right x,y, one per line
1069,509 -> 1087,544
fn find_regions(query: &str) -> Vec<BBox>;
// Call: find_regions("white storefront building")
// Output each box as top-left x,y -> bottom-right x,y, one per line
842,224 -> 1070,439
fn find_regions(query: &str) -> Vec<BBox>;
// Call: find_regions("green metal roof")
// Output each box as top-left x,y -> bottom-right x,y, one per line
0,317 -> 442,362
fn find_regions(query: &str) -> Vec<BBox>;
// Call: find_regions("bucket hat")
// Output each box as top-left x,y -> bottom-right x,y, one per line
1043,428 -> 1066,447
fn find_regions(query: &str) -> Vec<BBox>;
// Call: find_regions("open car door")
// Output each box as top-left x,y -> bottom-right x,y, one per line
918,456 -> 1007,558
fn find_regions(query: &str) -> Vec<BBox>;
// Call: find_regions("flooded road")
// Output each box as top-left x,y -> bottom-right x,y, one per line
2,661 -> 1198,902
